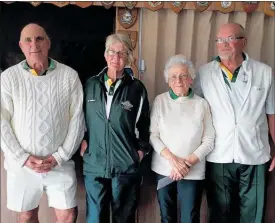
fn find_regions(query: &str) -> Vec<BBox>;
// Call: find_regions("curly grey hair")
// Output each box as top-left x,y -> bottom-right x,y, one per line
164,54 -> 196,83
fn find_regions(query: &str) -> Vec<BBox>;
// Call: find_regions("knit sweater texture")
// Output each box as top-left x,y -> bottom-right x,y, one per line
1,60 -> 85,168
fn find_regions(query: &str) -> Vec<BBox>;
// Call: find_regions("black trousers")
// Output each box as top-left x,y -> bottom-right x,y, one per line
206,161 -> 269,223
156,174 -> 203,223
84,174 -> 141,223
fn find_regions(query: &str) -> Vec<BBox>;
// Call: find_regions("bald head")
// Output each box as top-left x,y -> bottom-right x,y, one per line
217,23 -> 246,39
20,23 -> 49,41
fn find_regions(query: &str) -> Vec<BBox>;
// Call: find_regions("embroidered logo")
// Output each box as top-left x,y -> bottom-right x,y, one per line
121,101 -> 133,111
88,99 -> 95,102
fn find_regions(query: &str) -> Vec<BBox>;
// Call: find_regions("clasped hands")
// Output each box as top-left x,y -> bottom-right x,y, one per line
24,155 -> 58,173
168,154 -> 192,181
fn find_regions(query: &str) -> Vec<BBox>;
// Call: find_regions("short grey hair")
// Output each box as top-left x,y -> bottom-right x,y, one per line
164,54 -> 196,83
105,33 -> 134,66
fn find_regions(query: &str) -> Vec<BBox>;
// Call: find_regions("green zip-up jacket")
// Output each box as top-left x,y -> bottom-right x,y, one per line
83,67 -> 150,178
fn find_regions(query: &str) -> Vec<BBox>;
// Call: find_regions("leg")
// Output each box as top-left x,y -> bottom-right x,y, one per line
111,173 -> 141,223
54,207 -> 78,223
239,162 -> 269,223
6,169 -> 43,221
177,179 -> 203,223
156,174 -> 177,223
206,162 -> 239,223
18,207 -> 39,223
84,176 -> 111,223
44,163 -> 78,222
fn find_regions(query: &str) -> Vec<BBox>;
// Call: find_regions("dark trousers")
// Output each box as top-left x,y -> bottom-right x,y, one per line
156,174 -> 203,223
206,161 -> 269,223
84,174 -> 141,223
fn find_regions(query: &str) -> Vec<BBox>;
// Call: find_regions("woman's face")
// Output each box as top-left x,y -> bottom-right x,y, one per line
168,64 -> 193,94
104,42 -> 128,72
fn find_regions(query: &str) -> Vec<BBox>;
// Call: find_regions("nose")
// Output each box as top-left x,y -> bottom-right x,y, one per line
29,38 -> 39,48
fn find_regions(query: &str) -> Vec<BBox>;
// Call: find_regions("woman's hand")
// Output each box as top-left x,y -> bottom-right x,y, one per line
80,140 -> 88,157
186,153 -> 200,166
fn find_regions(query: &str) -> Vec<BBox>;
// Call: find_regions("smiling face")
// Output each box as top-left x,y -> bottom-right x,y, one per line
216,24 -> 246,60
168,64 -> 193,95
104,42 -> 128,72
19,24 -> 51,68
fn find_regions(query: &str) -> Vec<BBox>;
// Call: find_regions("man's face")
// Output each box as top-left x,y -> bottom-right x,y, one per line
19,24 -> 50,68
216,25 -> 246,60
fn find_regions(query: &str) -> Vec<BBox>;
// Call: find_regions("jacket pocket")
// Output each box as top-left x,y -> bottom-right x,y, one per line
255,126 -> 264,150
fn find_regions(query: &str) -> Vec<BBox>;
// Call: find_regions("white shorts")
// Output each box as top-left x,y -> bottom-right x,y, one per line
6,160 -> 77,212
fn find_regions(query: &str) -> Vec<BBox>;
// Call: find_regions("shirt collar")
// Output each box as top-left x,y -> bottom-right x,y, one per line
169,88 -> 194,100
22,58 -> 56,74
213,52 -> 247,63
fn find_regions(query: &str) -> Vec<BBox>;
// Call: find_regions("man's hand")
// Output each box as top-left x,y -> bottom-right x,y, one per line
41,155 -> 58,172
80,140 -> 88,157
269,157 -> 275,172
24,155 -> 44,172
138,150 -> 144,162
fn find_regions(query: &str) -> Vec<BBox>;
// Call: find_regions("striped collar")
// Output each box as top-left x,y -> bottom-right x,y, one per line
169,88 -> 194,100
22,58 -> 56,76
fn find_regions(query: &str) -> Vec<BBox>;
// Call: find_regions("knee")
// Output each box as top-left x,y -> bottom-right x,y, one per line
55,207 -> 77,223
19,209 -> 38,223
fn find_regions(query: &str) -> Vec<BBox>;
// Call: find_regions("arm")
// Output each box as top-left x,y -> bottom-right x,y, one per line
266,71 -> 275,171
52,72 -> 85,165
1,73 -> 30,166
136,85 -> 151,157
187,101 -> 215,165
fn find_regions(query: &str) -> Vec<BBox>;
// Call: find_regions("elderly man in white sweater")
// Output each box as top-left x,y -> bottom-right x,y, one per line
1,23 -> 85,223
150,55 -> 215,223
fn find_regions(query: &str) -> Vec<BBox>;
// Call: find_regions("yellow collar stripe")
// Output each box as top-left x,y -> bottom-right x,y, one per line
220,63 -> 233,81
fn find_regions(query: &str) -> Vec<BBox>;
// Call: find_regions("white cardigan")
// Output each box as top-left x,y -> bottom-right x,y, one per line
195,53 -> 275,164
150,92 -> 215,179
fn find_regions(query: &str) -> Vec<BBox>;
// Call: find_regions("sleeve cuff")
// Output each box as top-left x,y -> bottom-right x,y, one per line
18,153 -> 31,167
52,152 -> 64,166
193,150 -> 203,162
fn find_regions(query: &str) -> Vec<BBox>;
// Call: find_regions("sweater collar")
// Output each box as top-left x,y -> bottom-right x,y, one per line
169,88 -> 194,100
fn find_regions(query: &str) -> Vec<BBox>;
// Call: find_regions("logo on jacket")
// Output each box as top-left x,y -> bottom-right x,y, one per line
121,101 -> 133,111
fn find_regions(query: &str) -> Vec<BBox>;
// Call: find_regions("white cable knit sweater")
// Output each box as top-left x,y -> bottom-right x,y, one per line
1,60 -> 85,168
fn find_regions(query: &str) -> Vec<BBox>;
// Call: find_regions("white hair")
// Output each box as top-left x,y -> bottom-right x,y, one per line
164,54 -> 196,83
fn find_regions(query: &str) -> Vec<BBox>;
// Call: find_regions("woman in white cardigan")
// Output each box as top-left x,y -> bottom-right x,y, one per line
150,55 -> 215,223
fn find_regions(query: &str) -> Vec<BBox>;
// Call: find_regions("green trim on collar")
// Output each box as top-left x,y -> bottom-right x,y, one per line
169,88 -> 194,100
22,58 -> 56,71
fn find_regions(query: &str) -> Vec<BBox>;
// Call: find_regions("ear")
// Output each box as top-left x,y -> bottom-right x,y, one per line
243,37 -> 247,47
19,41 -> 23,50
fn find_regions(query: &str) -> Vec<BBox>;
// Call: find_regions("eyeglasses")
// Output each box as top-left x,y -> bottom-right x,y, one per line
107,49 -> 128,58
169,74 -> 190,82
215,36 -> 245,44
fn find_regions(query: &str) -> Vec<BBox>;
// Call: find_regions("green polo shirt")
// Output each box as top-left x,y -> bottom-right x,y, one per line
214,53 -> 246,89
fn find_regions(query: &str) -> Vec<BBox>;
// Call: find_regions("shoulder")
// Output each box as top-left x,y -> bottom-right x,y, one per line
193,94 -> 210,109
1,62 -> 23,82
153,92 -> 169,104
54,60 -> 78,76
247,58 -> 272,72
